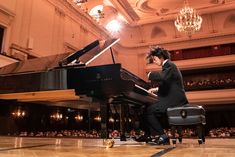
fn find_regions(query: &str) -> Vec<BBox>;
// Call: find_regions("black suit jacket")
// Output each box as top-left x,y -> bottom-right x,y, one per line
148,60 -> 188,112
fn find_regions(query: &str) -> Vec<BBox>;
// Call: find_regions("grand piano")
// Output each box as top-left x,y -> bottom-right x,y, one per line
0,38 -> 157,139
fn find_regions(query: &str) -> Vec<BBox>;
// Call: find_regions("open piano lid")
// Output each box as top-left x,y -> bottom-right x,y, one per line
0,38 -> 119,75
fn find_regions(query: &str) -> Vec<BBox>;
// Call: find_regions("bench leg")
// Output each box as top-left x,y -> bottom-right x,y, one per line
171,126 -> 177,144
171,126 -> 183,144
196,124 -> 205,144
202,125 -> 205,143
177,126 -> 183,143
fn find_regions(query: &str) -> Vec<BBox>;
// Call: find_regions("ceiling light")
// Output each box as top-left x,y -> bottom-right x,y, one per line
106,20 -> 121,34
89,5 -> 104,22
174,0 -> 202,37
73,0 -> 87,6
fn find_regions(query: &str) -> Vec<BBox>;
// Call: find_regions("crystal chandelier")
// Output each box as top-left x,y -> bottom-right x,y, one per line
89,5 -> 105,22
174,0 -> 202,37
92,10 -> 104,21
73,0 -> 87,5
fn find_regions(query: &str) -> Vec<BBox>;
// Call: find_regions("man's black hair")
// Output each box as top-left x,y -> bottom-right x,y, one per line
146,47 -> 171,63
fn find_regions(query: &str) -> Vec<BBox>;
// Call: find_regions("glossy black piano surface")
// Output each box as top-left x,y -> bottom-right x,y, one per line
0,38 -> 158,138
0,38 -> 157,104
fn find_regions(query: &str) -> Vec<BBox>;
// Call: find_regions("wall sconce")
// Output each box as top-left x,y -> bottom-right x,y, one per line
94,115 -> 101,122
12,108 -> 26,118
75,113 -> 83,122
109,117 -> 114,123
50,111 -> 63,121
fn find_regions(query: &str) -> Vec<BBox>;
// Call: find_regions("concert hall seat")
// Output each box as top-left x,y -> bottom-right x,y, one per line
167,104 -> 206,145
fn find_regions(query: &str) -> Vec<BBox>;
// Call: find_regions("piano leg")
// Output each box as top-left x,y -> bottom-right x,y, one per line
120,103 -> 128,141
100,100 -> 109,139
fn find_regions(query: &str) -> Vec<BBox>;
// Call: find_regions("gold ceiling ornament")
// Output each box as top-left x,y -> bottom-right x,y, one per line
174,0 -> 202,37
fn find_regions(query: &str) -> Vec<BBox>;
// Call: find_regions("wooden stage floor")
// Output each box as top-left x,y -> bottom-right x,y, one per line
0,136 -> 235,157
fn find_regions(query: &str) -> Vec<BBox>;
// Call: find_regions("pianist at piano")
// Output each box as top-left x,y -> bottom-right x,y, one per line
136,47 -> 188,145
0,38 -> 158,139
1,1 -> 235,156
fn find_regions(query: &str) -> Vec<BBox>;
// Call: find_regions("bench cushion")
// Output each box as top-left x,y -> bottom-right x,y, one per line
167,104 -> 206,126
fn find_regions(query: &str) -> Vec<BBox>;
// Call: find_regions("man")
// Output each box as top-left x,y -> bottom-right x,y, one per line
137,46 -> 188,145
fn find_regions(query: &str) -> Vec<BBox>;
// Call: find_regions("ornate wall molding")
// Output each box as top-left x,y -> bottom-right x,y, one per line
9,43 -> 40,60
0,4 -> 15,26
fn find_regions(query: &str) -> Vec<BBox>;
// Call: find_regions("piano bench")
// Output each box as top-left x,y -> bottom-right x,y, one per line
167,104 -> 206,145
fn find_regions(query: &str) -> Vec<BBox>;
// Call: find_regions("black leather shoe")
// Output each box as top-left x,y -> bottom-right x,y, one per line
153,135 -> 170,145
136,135 -> 152,143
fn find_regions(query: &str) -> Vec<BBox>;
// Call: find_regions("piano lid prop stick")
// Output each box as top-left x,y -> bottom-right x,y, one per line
85,38 -> 120,66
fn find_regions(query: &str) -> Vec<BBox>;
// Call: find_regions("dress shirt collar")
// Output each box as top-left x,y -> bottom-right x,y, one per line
162,59 -> 168,66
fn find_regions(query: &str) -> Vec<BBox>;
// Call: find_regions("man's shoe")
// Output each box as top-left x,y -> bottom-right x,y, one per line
153,135 -> 170,145
136,135 -> 152,143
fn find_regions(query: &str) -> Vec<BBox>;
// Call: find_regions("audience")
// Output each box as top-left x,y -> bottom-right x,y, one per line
209,127 -> 235,138
15,127 -> 235,138
18,129 -> 100,138
184,77 -> 235,91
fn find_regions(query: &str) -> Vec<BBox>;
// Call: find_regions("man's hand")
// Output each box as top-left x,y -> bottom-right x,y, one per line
148,87 -> 158,94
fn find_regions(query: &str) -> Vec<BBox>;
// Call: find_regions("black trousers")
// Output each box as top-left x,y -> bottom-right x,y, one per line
143,104 -> 165,136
